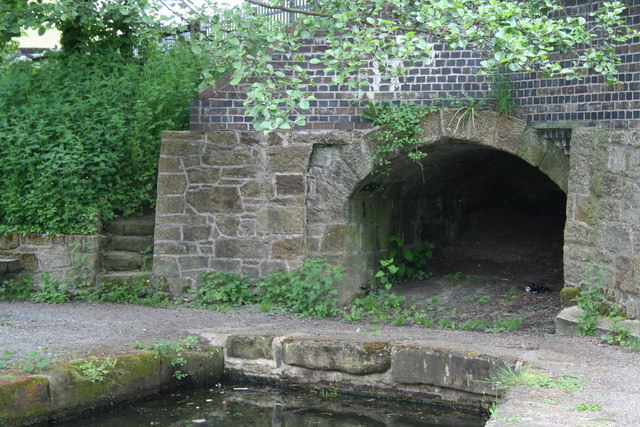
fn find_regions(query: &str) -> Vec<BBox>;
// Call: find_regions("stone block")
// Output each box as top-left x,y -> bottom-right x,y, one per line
0,376 -> 51,423
555,306 -> 640,338
266,146 -> 312,173
154,226 -> 181,241
391,346 -> 506,395
153,257 -> 179,276
186,187 -> 241,214
282,338 -> 391,375
271,238 -> 304,260
22,234 -> 57,247
179,349 -> 225,386
154,242 -> 198,255
103,251 -> 143,271
158,157 -> 184,174
216,239 -> 268,259
257,207 -> 304,235
37,248 -> 70,269
187,167 -> 221,184
156,197 -> 186,215
276,175 -> 305,196
227,335 -> 275,360
259,261 -> 287,276
160,138 -> 199,156
240,132 -> 262,145
216,216 -> 240,237
240,180 -> 270,198
0,253 -> 36,271
107,235 -> 153,253
0,234 -> 19,250
321,224 -> 356,253
105,217 -> 155,236
179,256 -> 210,271
239,219 -> 257,237
205,131 -> 238,145
202,145 -> 251,166
615,256 -> 640,294
157,175 -> 187,196
221,166 -> 262,178
183,226 -> 212,242
156,214 -> 207,226
600,223 -> 632,250
210,258 -> 242,272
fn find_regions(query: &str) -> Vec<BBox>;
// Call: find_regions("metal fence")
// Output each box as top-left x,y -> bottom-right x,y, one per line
164,0 -> 312,43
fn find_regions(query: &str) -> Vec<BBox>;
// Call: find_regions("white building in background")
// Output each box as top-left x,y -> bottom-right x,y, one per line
18,28 -> 61,53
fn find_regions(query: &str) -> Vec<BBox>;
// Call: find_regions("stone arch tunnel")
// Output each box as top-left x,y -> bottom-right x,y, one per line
304,111 -> 570,299
153,110 -> 640,317
347,140 -> 568,289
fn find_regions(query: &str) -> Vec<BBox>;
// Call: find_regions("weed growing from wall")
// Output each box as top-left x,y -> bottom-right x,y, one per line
492,67 -> 515,116
362,102 -> 438,167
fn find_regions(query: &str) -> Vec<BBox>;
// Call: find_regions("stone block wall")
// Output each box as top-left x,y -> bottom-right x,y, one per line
564,129 -> 640,317
0,234 -> 101,283
154,130 -> 321,293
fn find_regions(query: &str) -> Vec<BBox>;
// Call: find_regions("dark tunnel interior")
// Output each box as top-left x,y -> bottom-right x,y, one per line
351,140 -> 567,288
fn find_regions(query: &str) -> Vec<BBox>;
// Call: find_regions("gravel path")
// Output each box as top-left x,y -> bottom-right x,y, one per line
1,301 -> 639,425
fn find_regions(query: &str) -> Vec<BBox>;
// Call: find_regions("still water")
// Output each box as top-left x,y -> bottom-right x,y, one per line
56,383 -> 486,426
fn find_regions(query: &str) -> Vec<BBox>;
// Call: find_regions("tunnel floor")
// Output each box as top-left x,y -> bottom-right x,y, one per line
391,201 -> 564,334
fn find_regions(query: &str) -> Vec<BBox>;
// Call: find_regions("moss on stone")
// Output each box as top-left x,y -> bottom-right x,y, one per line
362,341 -> 391,355
0,375 -> 50,422
560,287 -> 580,307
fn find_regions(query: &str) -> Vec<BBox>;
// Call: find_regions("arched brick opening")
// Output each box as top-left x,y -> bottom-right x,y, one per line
305,111 -> 570,300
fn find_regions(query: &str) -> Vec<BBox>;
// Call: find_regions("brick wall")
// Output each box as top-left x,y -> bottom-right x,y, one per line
189,0 -> 640,131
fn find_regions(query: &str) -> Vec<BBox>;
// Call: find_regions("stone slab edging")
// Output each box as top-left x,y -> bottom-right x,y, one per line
555,306 -> 640,339
198,331 -> 523,413
0,348 -> 223,426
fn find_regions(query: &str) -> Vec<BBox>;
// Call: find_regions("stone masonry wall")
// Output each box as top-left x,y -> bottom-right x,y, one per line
564,129 -> 640,317
0,234 -> 101,284
190,0 -> 640,131
154,130 -> 324,293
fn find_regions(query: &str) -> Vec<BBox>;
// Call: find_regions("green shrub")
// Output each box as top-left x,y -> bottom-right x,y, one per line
0,44 -> 204,234
96,275 -> 169,307
190,272 -> 257,308
191,259 -> 342,318
30,273 -> 70,304
0,276 -> 33,301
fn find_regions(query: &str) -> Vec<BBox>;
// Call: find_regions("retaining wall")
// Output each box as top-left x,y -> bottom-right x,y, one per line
0,234 -> 102,284
1,334 -> 519,425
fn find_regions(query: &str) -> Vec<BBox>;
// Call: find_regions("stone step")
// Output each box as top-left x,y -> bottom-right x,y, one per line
0,258 -> 21,273
104,216 -> 155,236
97,271 -> 149,286
102,251 -> 152,272
107,235 -> 154,253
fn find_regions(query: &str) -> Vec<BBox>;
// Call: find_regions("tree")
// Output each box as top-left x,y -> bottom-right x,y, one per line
0,0 -> 166,54
165,0 -> 637,131
2,0 -> 637,130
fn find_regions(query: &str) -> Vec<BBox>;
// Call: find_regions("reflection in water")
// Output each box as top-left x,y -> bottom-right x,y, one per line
55,384 -> 485,427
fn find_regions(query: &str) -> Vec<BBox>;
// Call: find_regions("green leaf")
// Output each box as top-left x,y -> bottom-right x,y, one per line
230,70 -> 243,85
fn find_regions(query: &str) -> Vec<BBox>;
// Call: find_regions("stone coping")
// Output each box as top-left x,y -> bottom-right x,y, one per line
0,349 -> 223,426
555,306 -> 640,339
